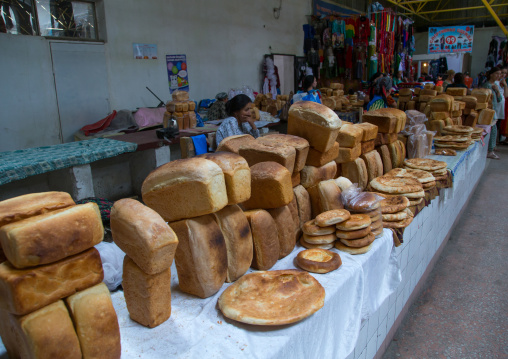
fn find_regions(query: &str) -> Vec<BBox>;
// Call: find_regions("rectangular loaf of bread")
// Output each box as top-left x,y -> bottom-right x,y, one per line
216,134 -> 256,154
197,152 -> 251,205
66,283 -> 121,357
300,161 -> 337,188
171,214 -> 227,298
335,144 -> 361,163
0,202 -> 103,269
376,145 -> 392,174
291,172 -> 301,187
421,89 -> 437,96
375,133 -> 398,147
317,179 -> 344,212
361,140 -> 375,154
336,123 -> 363,148
362,108 -> 406,133
0,248 -> 104,315
446,87 -> 467,96
431,112 -> 450,121
0,192 -> 75,227
293,185 -> 311,233
342,158 -> 368,189
122,256 -> 172,327
172,90 -> 189,101
464,112 -> 479,127
111,198 -> 178,275
212,205 -> 253,282
244,210 -> 279,271
257,134 -> 310,173
239,141 -> 296,174
288,101 -> 342,152
477,109 -> 495,125
356,122 -> 378,141
142,157 -> 228,222
361,150 -> 384,182
306,141 -> 340,167
287,195 -> 301,240
267,206 -> 296,259
430,95 -> 453,112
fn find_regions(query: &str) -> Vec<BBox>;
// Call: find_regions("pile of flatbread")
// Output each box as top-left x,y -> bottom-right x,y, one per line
369,175 -> 424,208
386,168 -> 436,192
377,194 -> 414,229
434,125 -> 475,150
403,158 -> 448,181
471,127 -> 483,142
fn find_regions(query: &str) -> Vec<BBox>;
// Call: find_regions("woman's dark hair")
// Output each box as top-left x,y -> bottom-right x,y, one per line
369,72 -> 382,83
225,94 -> 252,116
302,75 -> 315,90
487,66 -> 501,79
453,73 -> 465,84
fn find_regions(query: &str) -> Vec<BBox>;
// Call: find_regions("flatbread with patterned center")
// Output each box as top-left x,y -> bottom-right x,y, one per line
370,176 -> 422,194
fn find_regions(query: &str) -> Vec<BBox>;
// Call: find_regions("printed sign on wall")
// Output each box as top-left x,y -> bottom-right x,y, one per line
133,43 -> 157,59
166,54 -> 189,94
428,26 -> 474,54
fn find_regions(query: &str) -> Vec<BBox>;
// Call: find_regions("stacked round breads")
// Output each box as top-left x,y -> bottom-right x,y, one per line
386,167 -> 436,193
434,125 -> 474,150
377,194 -> 414,229
471,127 -> 483,142
403,158 -> 448,181
369,175 -> 424,207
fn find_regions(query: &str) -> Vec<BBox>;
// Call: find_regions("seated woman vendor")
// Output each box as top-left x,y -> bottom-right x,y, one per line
298,75 -> 322,104
215,94 -> 259,145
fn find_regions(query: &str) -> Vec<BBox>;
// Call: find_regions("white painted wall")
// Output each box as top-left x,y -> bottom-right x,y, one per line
414,26 -> 506,78
0,0 -> 310,151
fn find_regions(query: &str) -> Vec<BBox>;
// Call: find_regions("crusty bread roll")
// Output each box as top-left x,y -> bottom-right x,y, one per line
305,142 -> 340,167
300,161 -> 337,188
0,202 -> 103,269
142,157 -> 228,222
212,205 -> 253,282
430,94 -> 454,112
257,134 -> 310,173
239,141 -> 296,174
66,283 -> 121,358
244,209 -> 279,270
111,199 -> 178,275
197,152 -> 251,205
267,205 -> 296,259
288,101 -> 342,152
0,192 -> 75,227
336,123 -> 363,148
4,300 -> 82,359
335,143 -> 361,163
216,134 -> 256,154
122,256 -> 172,327
293,185 -> 311,233
171,214 -> 227,298
242,162 -> 293,210
296,249 -> 342,274
0,248 -> 103,315
356,122 -> 379,141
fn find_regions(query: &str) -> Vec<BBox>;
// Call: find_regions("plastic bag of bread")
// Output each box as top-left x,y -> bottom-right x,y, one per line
340,184 -> 383,213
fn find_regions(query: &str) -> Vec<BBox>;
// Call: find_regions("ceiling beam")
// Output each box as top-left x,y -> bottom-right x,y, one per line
433,13 -> 508,22
481,0 -> 508,37
383,0 -> 433,22
417,3 -> 508,15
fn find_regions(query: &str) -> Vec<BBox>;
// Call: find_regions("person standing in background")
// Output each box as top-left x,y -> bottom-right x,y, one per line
482,67 -> 503,159
496,66 -> 508,144
297,75 -> 322,104
464,72 -> 473,89
443,69 -> 455,90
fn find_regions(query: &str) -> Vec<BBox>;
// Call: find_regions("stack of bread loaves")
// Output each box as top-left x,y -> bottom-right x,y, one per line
336,123 -> 371,190
426,94 -> 456,135
111,199 -> 178,328
403,158 -> 448,182
434,125 -> 474,151
300,209 -> 351,249
470,89 -> 495,126
376,193 -> 414,229
164,90 -> 197,130
0,192 -> 121,359
369,175 -> 424,208
142,155 -> 253,298
471,127 -> 483,142
384,168 -> 435,207
343,192 -> 384,238
335,213 -> 375,255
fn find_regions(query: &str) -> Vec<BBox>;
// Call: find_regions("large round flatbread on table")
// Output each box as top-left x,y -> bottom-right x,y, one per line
370,176 -> 422,194
387,168 -> 435,184
379,195 -> 410,214
434,142 -> 471,149
433,135 -> 471,143
404,158 -> 447,171
218,270 -> 325,325
443,125 -> 474,134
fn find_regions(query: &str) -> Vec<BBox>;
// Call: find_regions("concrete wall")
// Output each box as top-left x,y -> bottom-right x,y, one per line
0,0 -> 310,151
414,26 -> 506,77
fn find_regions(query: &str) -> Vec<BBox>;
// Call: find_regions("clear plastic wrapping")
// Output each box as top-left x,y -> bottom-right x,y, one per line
402,110 -> 436,158
95,242 -> 125,291
341,184 -> 383,213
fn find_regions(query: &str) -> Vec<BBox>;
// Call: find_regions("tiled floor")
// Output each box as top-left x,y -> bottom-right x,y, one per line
383,146 -> 508,358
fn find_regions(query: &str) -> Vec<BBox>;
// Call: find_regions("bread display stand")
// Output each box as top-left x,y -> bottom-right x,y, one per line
0,133 -> 490,359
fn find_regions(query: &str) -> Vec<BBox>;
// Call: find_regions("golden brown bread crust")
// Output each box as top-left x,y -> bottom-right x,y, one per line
382,214 -> 414,229
339,232 -> 375,248
239,141 -> 297,174
16,300 -> 82,359
111,199 -> 178,275
356,123 -> 378,141
302,233 -> 336,244
403,158 -> 447,171
336,226 -> 372,239
212,205 -> 253,282
370,176 -> 423,194
345,192 -> 380,212
216,134 -> 256,153
315,209 -> 351,226
293,185 -> 311,232
287,196 -> 301,240
301,161 -> 338,189
341,158 -> 368,190
306,142 -> 340,167
296,249 -> 342,273
334,241 -> 373,254
317,179 -> 344,212
291,172 -> 301,187
141,158 -> 228,222
0,248 -> 104,315
122,256 -> 172,328
171,215 -> 227,298
0,203 -> 103,269
197,152 -> 251,205
335,214 -> 371,231
335,143 -> 361,163
0,192 -> 75,228
379,195 -> 410,214
244,210 -> 279,271
336,124 -> 363,148
66,283 -> 121,358
299,239 -> 334,249
218,269 -> 325,325
302,220 -> 335,235
267,206 -> 296,259
257,134 -> 310,173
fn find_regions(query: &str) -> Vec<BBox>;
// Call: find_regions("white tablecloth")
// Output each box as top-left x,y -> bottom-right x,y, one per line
0,230 -> 400,359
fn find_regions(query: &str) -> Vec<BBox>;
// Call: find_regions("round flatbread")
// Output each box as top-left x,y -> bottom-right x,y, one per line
382,209 -> 410,222
434,135 -> 471,143
434,174 -> 448,181
403,168 -> 435,184
362,207 -> 381,218
402,190 -> 425,199
408,198 -> 423,206
422,181 -> 436,189
382,215 -> 413,229
296,249 -> 342,274
335,214 -> 371,231
334,241 -> 373,255
434,148 -> 457,156
370,219 -> 383,230
434,142 -> 470,149
218,270 -> 325,325
379,195 -> 410,214
370,176 -> 422,194
345,192 -> 380,213
443,125 -> 474,134
404,158 -> 447,171
302,233 -> 337,245
335,226 -> 372,239
339,232 -> 375,248
370,213 -> 381,223
431,168 -> 448,176
315,209 -> 351,227
300,239 -> 334,250
372,226 -> 383,237
302,220 -> 335,236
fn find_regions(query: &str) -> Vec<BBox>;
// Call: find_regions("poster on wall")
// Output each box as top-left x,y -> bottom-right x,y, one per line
428,26 -> 474,54
133,43 -> 158,59
166,55 -> 189,93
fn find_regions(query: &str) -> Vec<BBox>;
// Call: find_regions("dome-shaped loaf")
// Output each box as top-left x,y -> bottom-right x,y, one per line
141,157 -> 228,222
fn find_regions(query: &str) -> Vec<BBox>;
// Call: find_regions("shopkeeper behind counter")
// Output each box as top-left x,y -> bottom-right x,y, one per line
215,94 -> 259,145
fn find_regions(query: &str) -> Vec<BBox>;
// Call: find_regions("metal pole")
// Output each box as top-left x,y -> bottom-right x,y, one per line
481,0 -> 508,37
